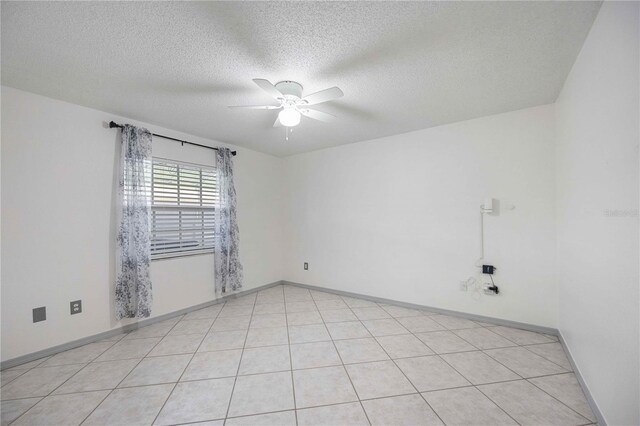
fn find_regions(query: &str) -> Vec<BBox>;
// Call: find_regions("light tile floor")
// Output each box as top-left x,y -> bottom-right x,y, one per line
1,285 -> 596,426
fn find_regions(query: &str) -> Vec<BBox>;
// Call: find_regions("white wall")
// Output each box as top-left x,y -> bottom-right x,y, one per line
3,10 -> 639,424
555,2 -> 639,425
283,105 -> 558,328
1,86 -> 284,361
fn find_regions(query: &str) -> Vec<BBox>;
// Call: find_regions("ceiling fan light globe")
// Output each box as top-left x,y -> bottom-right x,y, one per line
279,108 -> 301,127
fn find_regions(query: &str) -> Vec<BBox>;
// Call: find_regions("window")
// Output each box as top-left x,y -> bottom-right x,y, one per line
151,158 -> 217,259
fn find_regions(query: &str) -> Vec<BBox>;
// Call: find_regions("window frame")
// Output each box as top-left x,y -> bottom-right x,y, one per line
150,157 -> 217,260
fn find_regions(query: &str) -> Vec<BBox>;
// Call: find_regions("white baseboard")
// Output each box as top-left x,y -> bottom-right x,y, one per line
557,331 -> 606,426
0,280 -> 283,370
284,280 -> 557,335
284,280 -> 605,425
1,278 -> 606,426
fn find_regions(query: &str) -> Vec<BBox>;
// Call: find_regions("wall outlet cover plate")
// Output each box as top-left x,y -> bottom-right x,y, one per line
70,300 -> 82,315
33,306 -> 46,323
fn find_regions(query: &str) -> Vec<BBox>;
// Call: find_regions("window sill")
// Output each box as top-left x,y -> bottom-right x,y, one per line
151,249 -> 214,261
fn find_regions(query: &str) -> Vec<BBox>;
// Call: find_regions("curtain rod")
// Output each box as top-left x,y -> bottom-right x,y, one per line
108,121 -> 237,156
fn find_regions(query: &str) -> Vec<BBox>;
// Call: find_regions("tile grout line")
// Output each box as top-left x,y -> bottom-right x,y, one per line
480,346 -> 569,375
286,282 -> 559,338
432,347 -> 522,425
74,315 -> 188,426
524,377 -> 594,423
1,356 -> 52,374
434,323 -> 573,387
334,297 -> 541,424
32,352 -> 583,396
225,388 -> 493,424
47,354 -> 571,394
3,286 -> 592,425
473,384 -> 524,426
220,387 -> 588,426
6,338 -> 129,425
396,309 -> 525,425
8,344 -> 584,401
222,292 -> 259,424
0,369 -> 30,389
356,302 -> 529,425
288,288 -> 586,425
518,343 -> 575,371
467,343 -> 592,421
231,292 -> 584,424
433,319 -> 591,424
450,325 -> 522,348
354,303 -> 448,425
150,301 -> 227,426
307,290 -> 373,426
0,297 -> 544,373
381,307 -> 502,425
282,288 -> 300,426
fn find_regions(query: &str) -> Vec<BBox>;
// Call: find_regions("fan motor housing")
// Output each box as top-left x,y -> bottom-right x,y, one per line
275,81 -> 303,99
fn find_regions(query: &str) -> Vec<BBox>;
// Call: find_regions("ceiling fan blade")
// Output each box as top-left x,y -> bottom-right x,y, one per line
299,108 -> 336,123
253,79 -> 285,100
302,87 -> 344,105
228,105 -> 281,110
273,116 -> 283,127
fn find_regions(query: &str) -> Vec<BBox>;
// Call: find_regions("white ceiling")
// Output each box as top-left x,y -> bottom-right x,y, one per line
2,1 -> 600,157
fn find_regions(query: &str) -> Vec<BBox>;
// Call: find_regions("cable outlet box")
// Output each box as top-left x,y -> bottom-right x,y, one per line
482,265 -> 495,274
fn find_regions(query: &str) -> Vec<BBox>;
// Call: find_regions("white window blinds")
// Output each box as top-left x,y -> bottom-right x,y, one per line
151,158 -> 217,258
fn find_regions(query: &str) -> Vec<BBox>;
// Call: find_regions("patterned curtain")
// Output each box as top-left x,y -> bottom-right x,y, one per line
215,148 -> 243,294
115,125 -> 153,319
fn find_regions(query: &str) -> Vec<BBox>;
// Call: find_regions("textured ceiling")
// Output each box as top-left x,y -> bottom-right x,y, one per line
1,1 -> 600,157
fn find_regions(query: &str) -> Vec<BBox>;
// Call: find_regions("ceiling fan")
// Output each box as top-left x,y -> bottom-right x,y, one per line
228,79 -> 344,127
